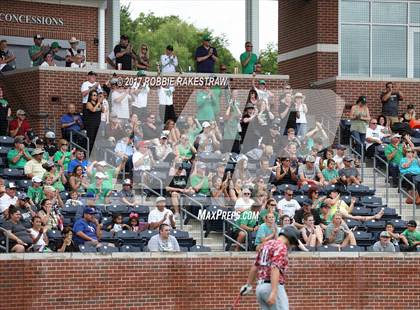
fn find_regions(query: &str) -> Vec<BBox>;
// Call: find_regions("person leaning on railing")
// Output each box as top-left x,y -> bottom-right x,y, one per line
399,147 -> 420,204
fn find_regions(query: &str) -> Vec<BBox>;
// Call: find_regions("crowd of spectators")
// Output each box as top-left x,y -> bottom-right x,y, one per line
0,33 -> 419,254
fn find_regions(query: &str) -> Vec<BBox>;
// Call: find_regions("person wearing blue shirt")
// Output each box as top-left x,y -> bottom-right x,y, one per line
195,35 -> 218,73
399,148 -> 420,202
60,104 -> 83,141
255,212 -> 280,251
67,149 -> 89,174
72,207 -> 102,246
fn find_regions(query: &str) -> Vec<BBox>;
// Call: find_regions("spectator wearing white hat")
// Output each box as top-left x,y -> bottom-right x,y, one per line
0,182 -> 18,215
197,121 -> 220,153
86,172 -> 111,205
27,176 -> 45,206
9,109 -> 31,139
65,37 -> 85,67
148,196 -> 176,230
119,179 -> 137,206
87,159 -> 126,193
372,231 -> 395,252
24,148 -> 47,179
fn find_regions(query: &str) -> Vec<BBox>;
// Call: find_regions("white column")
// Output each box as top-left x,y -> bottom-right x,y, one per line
111,0 -> 120,50
245,0 -> 259,54
98,0 -> 106,69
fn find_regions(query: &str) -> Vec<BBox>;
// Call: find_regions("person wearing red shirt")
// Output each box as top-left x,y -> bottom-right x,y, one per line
240,226 -> 300,309
9,109 -> 30,138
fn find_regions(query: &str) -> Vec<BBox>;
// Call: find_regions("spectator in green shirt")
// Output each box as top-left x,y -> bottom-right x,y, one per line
322,159 -> 340,185
258,198 -> 279,225
53,139 -> 73,172
189,162 -> 210,196
86,172 -> 111,204
27,176 -> 45,206
402,220 -> 420,250
240,41 -> 258,74
7,137 -> 31,169
28,34 -> 49,67
196,87 -> 216,122
384,133 -> 413,187
233,203 -> 260,251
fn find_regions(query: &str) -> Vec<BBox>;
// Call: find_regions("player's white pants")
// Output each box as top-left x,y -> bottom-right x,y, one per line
256,283 -> 289,310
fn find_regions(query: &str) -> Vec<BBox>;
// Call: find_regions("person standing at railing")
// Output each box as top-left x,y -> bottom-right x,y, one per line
349,96 -> 370,157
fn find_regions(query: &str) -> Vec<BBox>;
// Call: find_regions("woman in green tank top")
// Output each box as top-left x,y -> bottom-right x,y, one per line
350,96 -> 371,153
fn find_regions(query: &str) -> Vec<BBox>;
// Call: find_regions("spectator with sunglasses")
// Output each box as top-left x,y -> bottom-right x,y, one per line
365,118 -> 389,158
276,189 -> 301,219
240,41 -> 258,74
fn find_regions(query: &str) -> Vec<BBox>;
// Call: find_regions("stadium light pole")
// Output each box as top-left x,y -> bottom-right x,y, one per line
245,0 -> 259,54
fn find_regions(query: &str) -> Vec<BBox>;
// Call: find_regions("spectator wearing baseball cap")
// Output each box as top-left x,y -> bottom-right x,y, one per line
372,231 -> 395,252
27,176 -> 45,207
119,179 -> 137,206
24,148 -> 47,179
114,34 -> 135,70
148,197 -> 176,230
0,182 -> 18,215
74,192 -> 102,222
7,137 -> 31,169
384,132 -> 409,187
298,155 -> 325,187
48,41 -> 65,62
72,207 -> 103,246
195,34 -> 218,73
81,71 -> 102,105
86,172 -> 111,205
349,95 -> 370,155
28,34 -> 48,66
338,155 -> 361,186
402,220 -> 420,251
15,192 -> 37,226
332,144 -> 347,170
160,45 -> 178,73
9,109 -> 31,139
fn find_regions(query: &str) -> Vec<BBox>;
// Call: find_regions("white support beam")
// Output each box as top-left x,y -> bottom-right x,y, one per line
245,0 -> 259,54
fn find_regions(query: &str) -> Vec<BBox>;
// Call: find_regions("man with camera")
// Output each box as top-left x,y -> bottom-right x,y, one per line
381,82 -> 404,126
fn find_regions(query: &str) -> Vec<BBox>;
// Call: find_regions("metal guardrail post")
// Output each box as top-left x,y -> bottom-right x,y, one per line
373,153 -> 390,206
349,135 -> 364,182
69,130 -> 90,156
222,219 -> 249,251
399,174 -> 416,220
142,171 -> 163,196
179,194 -> 204,246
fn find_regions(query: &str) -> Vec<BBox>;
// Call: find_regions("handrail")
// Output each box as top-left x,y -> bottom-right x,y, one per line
135,182 -> 161,205
0,227 -> 10,253
222,219 -> 249,252
70,130 -> 90,156
102,148 -> 126,179
399,174 -> 417,220
349,135 -> 365,181
141,170 -> 163,196
373,152 -> 389,205
179,194 -> 204,246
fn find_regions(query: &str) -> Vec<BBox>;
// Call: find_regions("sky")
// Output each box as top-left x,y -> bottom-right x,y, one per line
120,0 -> 278,60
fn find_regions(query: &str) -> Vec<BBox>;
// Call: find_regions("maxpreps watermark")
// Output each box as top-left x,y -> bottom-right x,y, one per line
197,209 -> 259,221
119,76 -> 229,88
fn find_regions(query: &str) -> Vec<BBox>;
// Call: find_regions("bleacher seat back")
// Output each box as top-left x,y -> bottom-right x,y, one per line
170,229 -> 190,239
341,245 -> 364,252
79,244 -> 97,253
0,146 -> 10,158
352,206 -> 372,216
116,230 -> 139,240
120,245 -> 141,252
277,184 -> 298,194
0,136 -> 14,147
317,245 -> 339,252
139,230 -> 158,241
97,245 -> 119,253
189,245 -> 211,252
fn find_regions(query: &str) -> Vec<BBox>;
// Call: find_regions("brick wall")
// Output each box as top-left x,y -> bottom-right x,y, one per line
314,78 -> 420,119
0,252 -> 419,310
0,67 -> 289,136
0,0 -> 100,62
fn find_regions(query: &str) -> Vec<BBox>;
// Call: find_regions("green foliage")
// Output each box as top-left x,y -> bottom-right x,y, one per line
258,42 -> 278,75
120,5 -> 239,72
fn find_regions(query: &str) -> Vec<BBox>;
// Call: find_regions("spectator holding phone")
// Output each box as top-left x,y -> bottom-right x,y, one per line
381,82 -> 404,126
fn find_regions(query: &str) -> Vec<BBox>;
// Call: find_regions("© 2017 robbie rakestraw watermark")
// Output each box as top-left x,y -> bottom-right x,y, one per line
197,209 -> 259,221
118,75 -> 229,88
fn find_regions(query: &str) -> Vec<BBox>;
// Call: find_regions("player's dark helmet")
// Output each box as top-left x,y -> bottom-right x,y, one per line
279,226 -> 300,246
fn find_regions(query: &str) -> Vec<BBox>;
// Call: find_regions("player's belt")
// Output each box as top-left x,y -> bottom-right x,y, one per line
257,280 -> 284,285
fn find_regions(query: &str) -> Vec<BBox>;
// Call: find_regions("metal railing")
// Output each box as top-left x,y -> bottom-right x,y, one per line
398,174 -> 417,220
102,148 -> 127,179
0,227 -> 10,253
373,152 -> 389,205
179,194 -> 204,246
70,130 -> 89,156
349,135 -> 365,181
141,171 -> 163,196
222,219 -> 249,251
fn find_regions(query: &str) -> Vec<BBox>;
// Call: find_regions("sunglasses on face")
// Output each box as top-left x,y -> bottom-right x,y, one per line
243,192 -> 251,196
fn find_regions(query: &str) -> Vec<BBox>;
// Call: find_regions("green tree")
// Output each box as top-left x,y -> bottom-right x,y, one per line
258,43 -> 278,75
120,5 -> 239,72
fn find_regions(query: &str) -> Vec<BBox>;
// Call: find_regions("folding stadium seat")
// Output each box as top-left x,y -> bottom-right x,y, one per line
2,168 -> 25,180
107,205 -> 130,216
341,194 -> 352,206
189,245 -> 211,252
351,206 -> 372,216
204,205 -> 225,237
0,146 -> 10,159
61,204 -> 78,217
131,205 -> 150,220
273,194 -> 284,202
388,219 -> 407,233
47,230 -> 63,240
324,184 -> 346,195
365,220 -> 386,232
97,245 -> 119,254
413,129 -> 420,139
300,184 -> 321,195
277,184 -> 298,194
101,217 -> 112,228
0,136 -> 14,147
179,246 -> 189,252
354,231 -> 374,247
317,245 -> 339,252
120,244 -> 142,252
347,185 -> 375,197
79,244 -> 97,253
361,196 -> 387,209
16,179 -> 32,191
344,219 -> 363,230
46,230 -> 64,251
411,137 -> 420,147
63,217 -> 73,227
116,230 -> 139,240
294,195 -> 308,205
60,192 -> 70,202
153,161 -> 171,172
100,230 -> 117,244
139,230 -> 158,242
341,245 -> 364,252
170,229 -> 190,239
372,207 -> 396,219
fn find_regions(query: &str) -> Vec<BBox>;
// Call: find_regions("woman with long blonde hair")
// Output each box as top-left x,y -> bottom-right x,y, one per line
135,44 -> 150,70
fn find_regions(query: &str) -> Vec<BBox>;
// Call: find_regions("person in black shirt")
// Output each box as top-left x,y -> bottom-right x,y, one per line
195,34 -> 218,73
2,206 -> 33,252
240,103 -> 260,153
141,114 -> 160,140
273,157 -> 298,186
114,35 -> 134,70
380,82 -> 404,126
293,199 -> 321,230
166,162 -> 194,219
